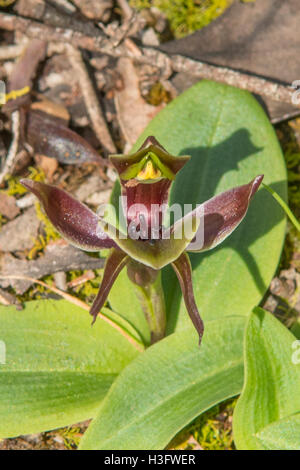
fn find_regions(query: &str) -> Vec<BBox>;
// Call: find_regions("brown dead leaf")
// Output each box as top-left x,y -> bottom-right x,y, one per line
114,57 -> 165,146
31,97 -> 70,123
34,154 -> 58,182
67,270 -> 95,288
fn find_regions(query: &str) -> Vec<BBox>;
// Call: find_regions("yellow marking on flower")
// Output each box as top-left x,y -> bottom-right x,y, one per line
5,86 -> 30,102
137,159 -> 162,181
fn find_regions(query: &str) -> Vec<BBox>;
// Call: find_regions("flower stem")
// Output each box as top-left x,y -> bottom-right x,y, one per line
127,261 -> 166,345
263,183 -> 300,232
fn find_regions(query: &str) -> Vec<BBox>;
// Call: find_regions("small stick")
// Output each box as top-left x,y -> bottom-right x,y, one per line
53,271 -> 67,291
117,0 -> 133,22
0,13 -> 297,107
0,44 -> 25,60
170,54 -> 296,106
0,12 -> 106,52
0,110 -> 20,185
0,287 -> 18,306
66,44 -> 117,154
46,0 -> 76,14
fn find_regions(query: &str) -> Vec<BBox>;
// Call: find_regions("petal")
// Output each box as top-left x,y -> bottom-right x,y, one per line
90,248 -> 129,323
171,252 -> 204,345
98,210 -> 201,270
122,178 -> 171,238
109,136 -> 190,177
186,175 -> 264,252
110,136 -> 190,238
20,179 -> 116,251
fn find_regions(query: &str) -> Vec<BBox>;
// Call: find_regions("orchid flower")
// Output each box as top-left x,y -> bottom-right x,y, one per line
21,137 -> 263,345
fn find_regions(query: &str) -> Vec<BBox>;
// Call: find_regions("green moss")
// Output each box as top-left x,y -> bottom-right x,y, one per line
191,399 -> 236,450
67,269 -> 103,303
57,425 -> 82,450
169,399 -> 236,450
2,167 -> 45,197
145,82 -> 172,106
130,0 -> 231,38
16,274 -> 55,302
35,201 -> 60,243
0,0 -> 17,6
26,202 -> 60,260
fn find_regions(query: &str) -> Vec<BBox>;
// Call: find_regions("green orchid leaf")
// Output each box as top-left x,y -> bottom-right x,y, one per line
112,80 -> 287,332
0,300 -> 139,438
108,269 -> 151,346
255,413 -> 300,450
233,307 -> 300,450
79,316 -> 245,450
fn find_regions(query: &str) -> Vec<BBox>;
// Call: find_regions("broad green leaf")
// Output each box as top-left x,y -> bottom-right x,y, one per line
111,80 -> 287,332
80,316 -> 245,450
109,270 -> 150,345
256,413 -> 300,450
233,307 -> 300,450
0,300 -> 139,438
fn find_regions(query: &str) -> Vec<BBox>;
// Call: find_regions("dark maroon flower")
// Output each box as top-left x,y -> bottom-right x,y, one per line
21,136 -> 263,344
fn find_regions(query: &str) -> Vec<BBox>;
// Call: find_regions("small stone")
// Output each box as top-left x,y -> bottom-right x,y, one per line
85,189 -> 111,206
72,0 -> 112,21
74,174 -> 105,202
0,206 -> 40,252
142,28 -> 160,47
0,193 -> 20,220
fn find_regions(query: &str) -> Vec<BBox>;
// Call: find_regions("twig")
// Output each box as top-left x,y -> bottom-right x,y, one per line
65,44 -> 117,154
0,110 -> 20,185
46,0 -> 76,14
170,54 -> 296,106
117,0 -> 133,22
0,274 -> 145,352
132,46 -> 297,106
67,270 -> 95,288
0,12 -> 297,107
0,12 -> 106,51
0,287 -> 18,306
53,271 -> 67,291
16,193 -> 36,209
0,44 -> 25,60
